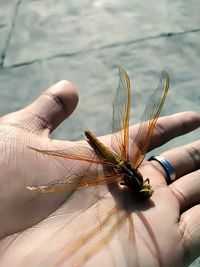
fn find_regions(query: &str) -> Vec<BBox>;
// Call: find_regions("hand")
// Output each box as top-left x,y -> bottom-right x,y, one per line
0,80 -> 199,267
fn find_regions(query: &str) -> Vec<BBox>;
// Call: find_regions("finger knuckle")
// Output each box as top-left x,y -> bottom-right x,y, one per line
184,145 -> 200,169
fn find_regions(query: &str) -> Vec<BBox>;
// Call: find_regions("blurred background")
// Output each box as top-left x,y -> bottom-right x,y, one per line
0,0 -> 199,265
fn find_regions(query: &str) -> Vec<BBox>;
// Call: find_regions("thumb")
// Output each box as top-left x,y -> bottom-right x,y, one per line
16,80 -> 78,136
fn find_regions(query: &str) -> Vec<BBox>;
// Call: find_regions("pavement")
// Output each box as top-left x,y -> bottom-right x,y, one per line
0,0 -> 200,153
0,1 -> 199,142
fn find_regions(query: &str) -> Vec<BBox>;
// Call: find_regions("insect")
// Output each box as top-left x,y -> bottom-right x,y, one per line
27,68 -> 169,199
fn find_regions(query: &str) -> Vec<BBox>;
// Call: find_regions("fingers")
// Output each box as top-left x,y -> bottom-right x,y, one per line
179,205 -> 200,264
148,111 -> 200,150
161,140 -> 200,179
170,170 -> 200,211
21,80 -> 79,135
149,140 -> 200,210
167,140 -> 200,210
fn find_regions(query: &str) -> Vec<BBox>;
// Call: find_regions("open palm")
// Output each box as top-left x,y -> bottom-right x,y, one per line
0,80 -> 200,267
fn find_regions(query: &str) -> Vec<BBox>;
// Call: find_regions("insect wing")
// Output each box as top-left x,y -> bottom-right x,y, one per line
130,70 -> 170,169
28,145 -> 112,165
27,169 -> 122,193
27,145 -> 121,193
111,67 -> 131,161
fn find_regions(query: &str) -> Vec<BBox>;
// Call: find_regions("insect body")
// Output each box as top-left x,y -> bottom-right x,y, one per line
84,129 -> 153,198
27,68 -> 170,199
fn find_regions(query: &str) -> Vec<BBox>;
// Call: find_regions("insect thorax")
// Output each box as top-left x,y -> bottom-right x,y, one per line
118,161 -> 154,199
117,161 -> 143,191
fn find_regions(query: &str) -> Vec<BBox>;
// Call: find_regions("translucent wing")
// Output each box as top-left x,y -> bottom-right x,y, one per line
130,70 -> 170,169
111,67 -> 131,161
27,169 -> 122,193
28,145 -> 113,166
27,145 -> 121,193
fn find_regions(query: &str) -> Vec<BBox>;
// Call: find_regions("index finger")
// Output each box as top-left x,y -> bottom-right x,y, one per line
98,112 -> 200,151
131,111 -> 200,151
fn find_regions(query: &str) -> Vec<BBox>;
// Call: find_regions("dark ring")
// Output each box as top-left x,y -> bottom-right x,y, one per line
148,155 -> 176,183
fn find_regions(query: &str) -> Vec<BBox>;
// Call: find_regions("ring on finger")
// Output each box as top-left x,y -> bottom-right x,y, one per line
148,155 -> 176,184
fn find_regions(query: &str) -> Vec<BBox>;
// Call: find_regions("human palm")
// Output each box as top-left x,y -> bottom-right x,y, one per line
0,81 -> 200,267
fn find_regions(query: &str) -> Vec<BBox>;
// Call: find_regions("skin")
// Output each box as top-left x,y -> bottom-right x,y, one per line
0,80 -> 200,267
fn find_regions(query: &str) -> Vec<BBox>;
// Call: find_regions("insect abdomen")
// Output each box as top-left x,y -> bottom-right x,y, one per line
84,129 -> 120,165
